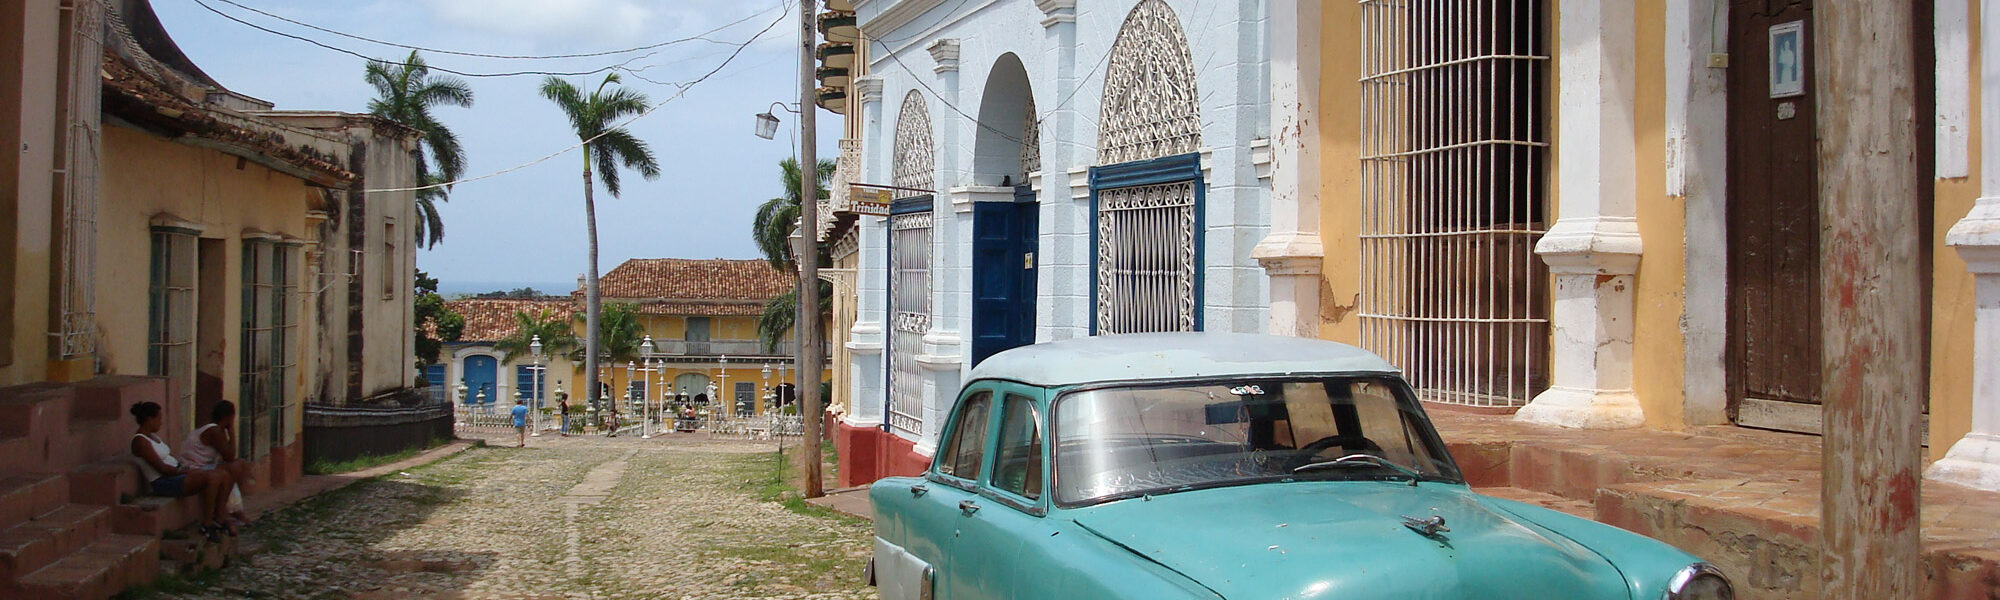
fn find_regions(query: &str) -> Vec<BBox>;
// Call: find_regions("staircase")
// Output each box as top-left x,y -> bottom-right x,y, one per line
0,377 -> 227,600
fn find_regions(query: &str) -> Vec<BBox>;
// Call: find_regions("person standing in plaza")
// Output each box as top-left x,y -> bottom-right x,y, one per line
511,399 -> 529,447
556,391 -> 570,436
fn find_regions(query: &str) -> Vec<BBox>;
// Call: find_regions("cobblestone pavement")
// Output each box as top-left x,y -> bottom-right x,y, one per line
146,432 -> 877,599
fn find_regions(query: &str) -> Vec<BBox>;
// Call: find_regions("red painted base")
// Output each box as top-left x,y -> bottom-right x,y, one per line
834,422 -> 930,488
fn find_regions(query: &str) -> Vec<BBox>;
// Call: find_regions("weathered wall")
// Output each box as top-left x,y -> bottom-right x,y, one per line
1632,0 -> 1691,430
1314,0 -> 1363,345
0,0 -> 61,387
1929,0 -> 1982,462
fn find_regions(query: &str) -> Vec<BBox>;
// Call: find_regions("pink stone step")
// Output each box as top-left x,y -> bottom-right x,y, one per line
0,505 -> 110,585
0,475 -> 68,532
69,377 -> 164,425
14,534 -> 158,600
63,461 -> 142,508
109,496 -> 202,537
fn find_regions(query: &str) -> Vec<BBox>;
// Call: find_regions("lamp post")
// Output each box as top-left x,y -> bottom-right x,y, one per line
762,363 -> 773,415
529,335 -> 545,436
719,354 -> 732,417
640,336 -> 657,439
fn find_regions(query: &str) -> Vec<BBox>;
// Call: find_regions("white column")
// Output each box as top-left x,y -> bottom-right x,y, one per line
1516,0 -> 1646,429
1253,0 -> 1324,338
1927,2 -> 2000,491
846,76 -> 888,428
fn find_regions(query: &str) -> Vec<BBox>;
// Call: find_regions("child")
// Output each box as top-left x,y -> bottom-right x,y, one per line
129,402 -> 233,542
178,401 -> 252,527
511,399 -> 529,447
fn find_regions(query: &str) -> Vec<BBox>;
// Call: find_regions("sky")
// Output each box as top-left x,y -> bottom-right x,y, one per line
150,0 -> 843,293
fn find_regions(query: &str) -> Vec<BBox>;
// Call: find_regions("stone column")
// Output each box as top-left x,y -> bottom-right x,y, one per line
846,76 -> 887,428
1927,5 -> 2000,492
1516,0 -> 1646,429
1253,0 -> 1324,338
1040,0 -> 1086,341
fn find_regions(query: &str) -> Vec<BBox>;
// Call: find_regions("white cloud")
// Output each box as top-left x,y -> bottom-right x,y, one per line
421,0 -> 660,44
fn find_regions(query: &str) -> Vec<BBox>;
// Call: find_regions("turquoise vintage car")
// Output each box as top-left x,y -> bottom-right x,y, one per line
868,333 -> 1734,600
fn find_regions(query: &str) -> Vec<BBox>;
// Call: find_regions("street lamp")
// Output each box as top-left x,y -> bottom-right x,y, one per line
752,102 -> 797,140
639,336 -> 657,439
762,363 -> 773,415
719,354 -> 732,417
530,335 -> 545,437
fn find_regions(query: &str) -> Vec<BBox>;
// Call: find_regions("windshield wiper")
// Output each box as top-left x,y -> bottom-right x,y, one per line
1291,454 -> 1424,487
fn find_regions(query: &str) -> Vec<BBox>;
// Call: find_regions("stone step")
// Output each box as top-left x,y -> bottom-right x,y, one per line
0,385 -> 75,474
14,534 -> 158,600
109,496 -> 203,538
0,505 -> 110,584
0,475 -> 69,532
70,377 -> 165,425
1472,486 -> 1595,520
64,460 -> 142,508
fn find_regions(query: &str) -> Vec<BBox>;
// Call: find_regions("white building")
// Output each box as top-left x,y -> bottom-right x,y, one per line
840,0 -> 1274,465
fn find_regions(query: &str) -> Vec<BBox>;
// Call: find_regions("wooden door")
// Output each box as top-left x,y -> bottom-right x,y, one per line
1727,0 -> 1821,430
969,188 -> 1039,366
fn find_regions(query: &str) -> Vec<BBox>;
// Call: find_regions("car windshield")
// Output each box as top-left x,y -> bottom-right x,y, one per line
1052,377 -> 1461,505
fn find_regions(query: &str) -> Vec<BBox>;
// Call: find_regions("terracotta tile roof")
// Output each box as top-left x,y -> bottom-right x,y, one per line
100,53 -> 356,185
633,301 -> 767,317
446,298 -> 577,342
585,259 -> 794,303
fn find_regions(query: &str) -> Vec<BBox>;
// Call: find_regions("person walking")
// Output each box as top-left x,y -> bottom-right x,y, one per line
511,399 -> 529,447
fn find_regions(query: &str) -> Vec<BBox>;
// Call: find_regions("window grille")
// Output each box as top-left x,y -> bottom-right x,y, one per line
53,0 -> 103,359
381,221 -> 397,300
147,229 -> 197,431
516,365 -> 544,405
627,380 -> 646,401
239,240 -> 295,458
887,90 -> 935,439
1020,96 -> 1041,176
423,364 -> 447,403
734,382 -> 756,416
1358,0 -> 1551,407
1092,0 -> 1201,335
1095,182 -> 1198,334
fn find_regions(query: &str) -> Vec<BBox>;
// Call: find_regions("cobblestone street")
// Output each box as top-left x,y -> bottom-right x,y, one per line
144,434 -> 877,600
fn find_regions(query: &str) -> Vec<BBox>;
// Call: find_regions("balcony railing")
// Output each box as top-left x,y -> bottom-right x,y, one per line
652,339 -> 789,357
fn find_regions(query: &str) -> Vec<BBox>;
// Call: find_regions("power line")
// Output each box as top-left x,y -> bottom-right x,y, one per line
364,3 -> 792,194
208,0 -> 763,60
876,34 -> 1116,147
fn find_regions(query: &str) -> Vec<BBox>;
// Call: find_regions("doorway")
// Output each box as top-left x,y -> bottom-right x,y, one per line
970,187 -> 1039,366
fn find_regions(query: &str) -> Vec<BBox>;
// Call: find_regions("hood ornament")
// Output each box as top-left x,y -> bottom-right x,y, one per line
1401,515 -> 1449,537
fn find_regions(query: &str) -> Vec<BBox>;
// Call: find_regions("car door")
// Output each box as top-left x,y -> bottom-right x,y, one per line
918,388 -> 998,599
950,385 -> 1051,600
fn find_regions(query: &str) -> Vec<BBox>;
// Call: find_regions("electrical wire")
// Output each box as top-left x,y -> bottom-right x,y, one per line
876,31 -> 1116,148
363,3 -> 792,194
208,0 -> 763,60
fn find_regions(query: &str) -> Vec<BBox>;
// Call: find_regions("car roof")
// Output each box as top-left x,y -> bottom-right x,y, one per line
966,332 -> 1401,388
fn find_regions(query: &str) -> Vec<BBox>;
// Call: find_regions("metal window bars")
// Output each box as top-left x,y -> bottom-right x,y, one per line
148,231 -> 197,431
1358,0 -> 1552,408
887,212 -> 932,437
53,0 -> 103,360
1095,182 -> 1198,334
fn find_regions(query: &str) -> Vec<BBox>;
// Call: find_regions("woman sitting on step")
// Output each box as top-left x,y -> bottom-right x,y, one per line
177,400 -> 252,529
128,401 -> 233,543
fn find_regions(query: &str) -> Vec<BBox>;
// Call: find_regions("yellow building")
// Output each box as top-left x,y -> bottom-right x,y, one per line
438,259 -> 830,424
1,1 -> 420,595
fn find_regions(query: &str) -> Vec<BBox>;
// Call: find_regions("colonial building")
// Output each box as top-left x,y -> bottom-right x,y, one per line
1269,0 -> 2000,595
825,0 -> 1275,486
437,259 -> 825,421
1,0 -> 420,595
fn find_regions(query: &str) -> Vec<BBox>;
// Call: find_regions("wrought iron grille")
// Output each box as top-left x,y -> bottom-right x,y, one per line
888,212 -> 932,436
54,0 -> 103,359
892,91 -> 935,193
147,230 -> 196,431
1095,182 -> 1198,334
1358,0 -> 1551,407
1020,96 -> 1041,176
1096,0 -> 1200,166
239,241 -> 297,457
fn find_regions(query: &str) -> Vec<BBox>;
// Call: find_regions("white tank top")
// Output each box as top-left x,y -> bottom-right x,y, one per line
132,433 -> 179,481
177,424 -> 222,468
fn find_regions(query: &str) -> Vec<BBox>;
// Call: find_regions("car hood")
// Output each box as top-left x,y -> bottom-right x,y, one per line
1066,482 -> 1632,600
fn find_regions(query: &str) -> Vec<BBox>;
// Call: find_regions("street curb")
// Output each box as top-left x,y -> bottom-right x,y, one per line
244,439 -> 481,520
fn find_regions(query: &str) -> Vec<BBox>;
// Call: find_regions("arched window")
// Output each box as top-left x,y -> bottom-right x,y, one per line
1091,0 -> 1202,334
887,90 -> 935,437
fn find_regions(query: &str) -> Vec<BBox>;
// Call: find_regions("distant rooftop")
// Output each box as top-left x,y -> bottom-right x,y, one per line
966,332 -> 1401,388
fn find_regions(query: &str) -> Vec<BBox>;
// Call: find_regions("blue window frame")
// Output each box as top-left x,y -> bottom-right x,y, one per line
422,364 -> 447,403
515,365 -> 544,406
1087,152 -> 1204,334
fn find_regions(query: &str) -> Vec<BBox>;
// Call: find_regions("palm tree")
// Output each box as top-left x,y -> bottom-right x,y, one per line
752,158 -> 835,351
493,308 -> 579,364
364,50 -> 472,248
751,157 -> 836,271
541,73 -> 661,429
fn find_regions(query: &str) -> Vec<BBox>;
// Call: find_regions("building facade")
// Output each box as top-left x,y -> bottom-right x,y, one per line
437,259 -> 827,421
826,0 -> 1275,486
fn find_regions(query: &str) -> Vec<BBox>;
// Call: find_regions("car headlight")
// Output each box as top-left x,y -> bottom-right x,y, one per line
1664,563 -> 1733,600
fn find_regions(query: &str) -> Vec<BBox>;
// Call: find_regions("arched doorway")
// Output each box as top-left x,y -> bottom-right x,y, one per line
672,372 -> 712,402
1091,0 -> 1202,335
969,53 -> 1041,365
462,355 -> 498,405
886,90 -> 936,438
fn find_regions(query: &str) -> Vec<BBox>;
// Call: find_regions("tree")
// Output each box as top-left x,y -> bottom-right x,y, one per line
570,302 -> 646,365
474,287 -> 549,299
414,270 -> 464,367
493,308 -> 579,364
541,72 -> 661,430
752,158 -> 836,351
365,50 -> 473,248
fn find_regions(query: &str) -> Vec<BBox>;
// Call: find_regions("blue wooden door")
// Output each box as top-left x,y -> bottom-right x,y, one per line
462,355 -> 497,405
971,188 -> 1040,365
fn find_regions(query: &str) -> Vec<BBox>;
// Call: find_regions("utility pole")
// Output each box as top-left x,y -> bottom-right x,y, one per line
1816,0 -> 1923,597
796,0 -> 826,499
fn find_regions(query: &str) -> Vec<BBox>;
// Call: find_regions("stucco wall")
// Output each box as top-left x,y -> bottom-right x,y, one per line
0,0 -> 60,387
1930,0 -> 1982,460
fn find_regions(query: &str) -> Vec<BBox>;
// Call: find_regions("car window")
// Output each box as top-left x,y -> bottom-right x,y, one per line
990,394 -> 1043,501
1052,377 -> 1461,505
936,392 -> 992,480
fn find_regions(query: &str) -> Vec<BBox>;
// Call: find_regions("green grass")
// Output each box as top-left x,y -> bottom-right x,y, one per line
304,437 -> 448,475
113,569 -> 222,599
735,448 -> 866,526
